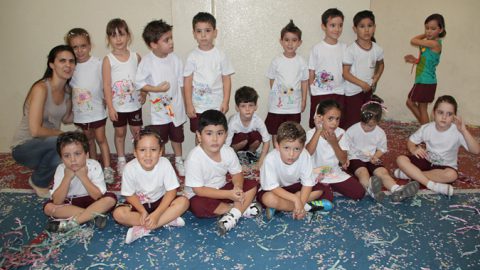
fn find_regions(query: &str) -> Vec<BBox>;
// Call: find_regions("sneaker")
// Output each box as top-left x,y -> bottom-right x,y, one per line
117,159 -> 127,176
394,169 -> 410,180
125,226 -> 151,244
103,167 -> 115,184
265,207 -> 276,220
367,176 -> 385,202
245,151 -> 259,164
28,177 -> 50,198
46,218 -> 79,233
308,199 -> 334,212
429,182 -> 454,196
175,160 -> 185,177
165,217 -> 185,227
94,215 -> 107,230
217,212 -> 237,235
242,202 -> 261,218
391,181 -> 419,202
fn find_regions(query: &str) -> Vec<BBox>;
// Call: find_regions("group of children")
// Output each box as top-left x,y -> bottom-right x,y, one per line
40,9 -> 479,243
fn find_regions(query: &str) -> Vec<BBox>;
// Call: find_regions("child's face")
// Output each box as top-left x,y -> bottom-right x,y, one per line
197,124 -> 227,156
61,142 -> 88,172
280,32 -> 302,57
108,28 -> 129,51
193,22 -> 217,50
236,102 -> 257,120
322,16 -> 344,43
275,139 -> 304,165
134,135 -> 162,171
424,20 -> 443,40
70,36 -> 91,63
318,108 -> 341,133
49,51 -> 75,81
433,102 -> 455,131
151,30 -> 174,58
353,18 -> 375,42
360,119 -> 377,133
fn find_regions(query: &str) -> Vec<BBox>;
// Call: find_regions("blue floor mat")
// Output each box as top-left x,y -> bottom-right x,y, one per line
1,192 -> 479,269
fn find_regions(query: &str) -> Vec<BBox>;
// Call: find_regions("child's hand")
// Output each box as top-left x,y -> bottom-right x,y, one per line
64,167 -> 75,181
108,107 -> 118,122
157,81 -> 170,92
74,165 -> 88,179
412,145 -> 428,159
454,115 -> 466,132
404,54 -> 418,64
220,102 -> 229,114
293,199 -> 306,220
139,211 -> 148,226
360,81 -> 372,93
186,104 -> 196,118
230,187 -> 245,204
370,156 -> 381,165
322,130 -> 342,146
342,160 -> 350,170
313,114 -> 323,131
138,91 -> 147,105
145,212 -> 160,230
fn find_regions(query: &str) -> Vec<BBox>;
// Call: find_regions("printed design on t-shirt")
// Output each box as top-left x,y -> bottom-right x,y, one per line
112,79 -> 136,106
150,95 -> 174,119
427,150 -> 444,166
272,81 -> 296,109
136,192 -> 151,204
73,88 -> 93,112
314,70 -> 334,91
314,166 -> 344,183
192,81 -> 213,107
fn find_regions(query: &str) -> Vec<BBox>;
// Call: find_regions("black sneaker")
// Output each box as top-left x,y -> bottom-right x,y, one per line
245,151 -> 259,163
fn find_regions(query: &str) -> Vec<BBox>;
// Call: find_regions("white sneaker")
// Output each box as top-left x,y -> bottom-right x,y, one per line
394,169 -> 410,180
117,159 -> 127,176
429,182 -> 454,196
217,212 -> 237,235
165,217 -> 185,227
242,202 -> 261,218
125,226 -> 151,244
103,167 -> 115,184
175,160 -> 185,177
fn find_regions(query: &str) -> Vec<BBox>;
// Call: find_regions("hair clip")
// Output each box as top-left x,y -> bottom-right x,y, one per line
361,101 -> 388,112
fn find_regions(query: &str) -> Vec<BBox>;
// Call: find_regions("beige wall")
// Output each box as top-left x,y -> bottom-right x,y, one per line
0,0 -> 477,154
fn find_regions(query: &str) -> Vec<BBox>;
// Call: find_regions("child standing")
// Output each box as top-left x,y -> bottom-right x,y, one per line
225,86 -> 271,168
396,95 -> 479,196
102,18 -> 144,176
308,8 -> 347,129
65,28 -> 115,184
404,14 -> 446,124
184,110 -> 260,235
258,121 -> 333,220
43,132 -> 117,232
184,12 -> 234,138
113,129 -> 189,244
266,20 -> 308,145
135,19 -> 187,176
346,97 -> 419,202
343,10 -> 384,129
305,99 -> 365,200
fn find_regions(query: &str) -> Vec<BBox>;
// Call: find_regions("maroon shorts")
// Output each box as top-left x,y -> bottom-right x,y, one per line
75,118 -> 107,130
231,131 -> 262,150
125,196 -> 165,214
265,113 -> 301,135
309,94 -> 345,128
112,109 -> 143,127
347,159 -> 384,176
407,155 -> 455,172
408,84 -> 437,103
146,123 -> 185,144
343,91 -> 372,129
43,192 -> 117,212
189,179 -> 259,218
256,182 -> 334,208
189,113 -> 202,133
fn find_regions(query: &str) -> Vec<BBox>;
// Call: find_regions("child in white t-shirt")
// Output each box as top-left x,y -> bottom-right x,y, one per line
136,19 -> 187,176
112,129 -> 189,244
185,110 -> 260,235
258,121 -> 333,220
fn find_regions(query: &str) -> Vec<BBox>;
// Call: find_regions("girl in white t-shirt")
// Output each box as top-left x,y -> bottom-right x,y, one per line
65,28 -> 114,184
113,129 -> 189,244
396,95 -> 479,196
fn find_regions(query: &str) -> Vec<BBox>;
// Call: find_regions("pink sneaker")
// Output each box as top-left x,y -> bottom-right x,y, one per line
165,217 -> 185,227
125,226 -> 151,244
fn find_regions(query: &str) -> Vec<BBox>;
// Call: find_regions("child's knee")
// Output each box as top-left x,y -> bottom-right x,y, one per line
444,169 -> 458,182
43,203 -> 55,216
261,192 -> 278,208
396,155 -> 409,165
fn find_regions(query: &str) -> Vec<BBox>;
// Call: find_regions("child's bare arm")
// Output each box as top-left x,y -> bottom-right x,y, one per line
407,140 -> 428,159
372,60 -> 384,88
51,169 -> 75,204
257,141 -> 270,169
141,82 -> 170,93
308,69 -> 315,86
76,166 -> 103,200
183,75 -> 196,118
146,189 -> 177,229
102,57 -> 117,121
411,34 -> 442,52
455,116 -> 480,154
220,75 -> 232,114
301,80 -> 308,113
343,64 -> 371,92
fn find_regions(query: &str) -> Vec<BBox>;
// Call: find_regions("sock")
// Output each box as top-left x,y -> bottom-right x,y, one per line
304,203 -> 312,212
118,156 -> 126,162
175,156 -> 183,163
427,181 -> 436,190
390,184 -> 401,192
229,208 -> 242,220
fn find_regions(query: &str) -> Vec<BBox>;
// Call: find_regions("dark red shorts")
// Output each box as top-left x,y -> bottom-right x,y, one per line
75,118 -> 107,130
146,123 -> 185,144
43,192 -> 117,212
343,91 -> 372,129
231,131 -> 262,150
112,109 -> 143,127
310,94 -> 345,128
347,159 -> 384,175
256,182 -> 333,208
265,113 -> 301,135
189,179 -> 259,218
189,113 -> 202,133
407,155 -> 455,172
408,84 -> 437,103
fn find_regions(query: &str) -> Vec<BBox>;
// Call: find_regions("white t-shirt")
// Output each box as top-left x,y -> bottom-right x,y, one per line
107,51 -> 142,112
343,42 -> 384,96
346,122 -> 388,162
70,56 -> 107,124
306,128 -> 351,184
184,145 -> 242,198
260,149 -> 316,191
51,159 -> 106,198
135,52 -> 186,126
183,47 -> 235,113
225,112 -> 271,146
121,157 -> 179,203
266,54 -> 308,114
308,41 -> 347,96
409,122 -> 468,169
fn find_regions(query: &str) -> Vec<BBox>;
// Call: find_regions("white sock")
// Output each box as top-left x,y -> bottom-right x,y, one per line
390,184 -> 401,192
118,156 -> 126,162
175,156 -> 183,163
427,181 -> 436,190
229,208 -> 242,220
304,203 -> 312,211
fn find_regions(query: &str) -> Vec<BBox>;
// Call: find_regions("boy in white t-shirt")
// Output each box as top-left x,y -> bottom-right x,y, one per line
265,20 -> 308,145
136,19 -> 187,176
43,132 -> 117,233
226,86 -> 271,168
185,110 -> 260,235
184,12 -> 235,139
257,122 -> 333,220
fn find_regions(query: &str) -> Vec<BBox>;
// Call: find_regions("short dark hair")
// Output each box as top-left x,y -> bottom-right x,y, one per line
433,95 -> 457,114
321,8 -> 344,25
234,86 -> 258,105
134,127 -> 163,149
353,10 -> 376,42
276,121 -> 306,144
142,19 -> 173,47
192,12 -> 216,29
360,95 -> 384,123
316,99 -> 342,115
56,131 -> 89,156
281,20 -> 302,40
198,110 -> 227,133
